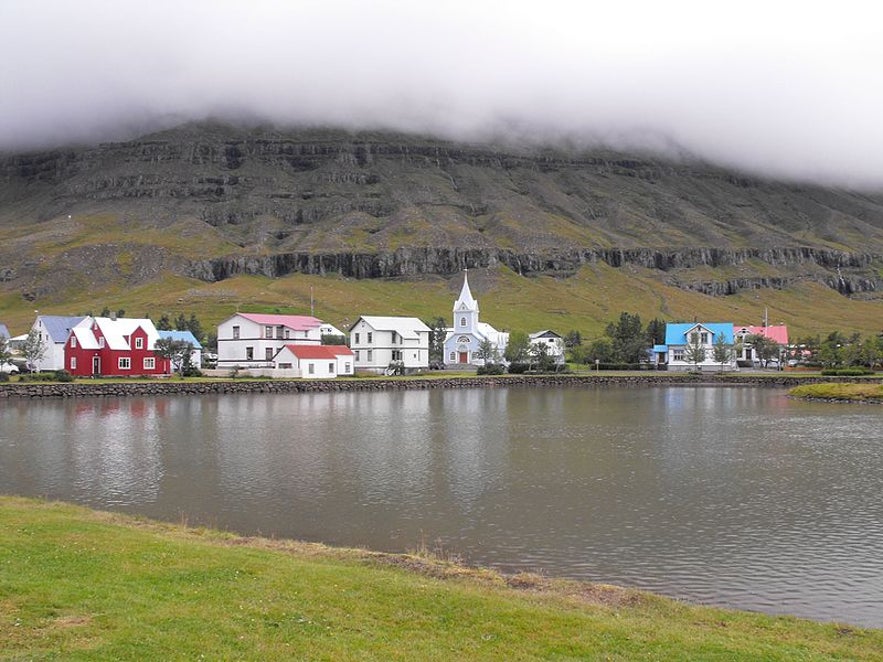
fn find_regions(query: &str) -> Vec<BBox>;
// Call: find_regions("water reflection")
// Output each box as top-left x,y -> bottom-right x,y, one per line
1,386 -> 882,628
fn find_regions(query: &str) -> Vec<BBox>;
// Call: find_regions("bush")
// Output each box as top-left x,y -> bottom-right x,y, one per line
0,372 -> 9,383
19,372 -> 57,382
477,363 -> 505,375
820,368 -> 874,376
507,362 -> 529,374
54,370 -> 74,382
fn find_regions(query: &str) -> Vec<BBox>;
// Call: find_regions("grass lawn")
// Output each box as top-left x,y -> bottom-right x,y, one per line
789,382 -> 883,403
1,497 -> 881,660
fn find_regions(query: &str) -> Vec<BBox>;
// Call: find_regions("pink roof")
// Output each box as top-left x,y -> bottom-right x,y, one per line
238,313 -> 322,331
286,344 -> 354,359
737,325 -> 789,345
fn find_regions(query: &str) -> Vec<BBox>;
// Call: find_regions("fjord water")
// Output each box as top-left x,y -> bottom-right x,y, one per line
2,386 -> 882,628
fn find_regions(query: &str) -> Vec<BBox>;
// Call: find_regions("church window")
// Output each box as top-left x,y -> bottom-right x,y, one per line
460,317 -> 466,327
449,351 -> 456,361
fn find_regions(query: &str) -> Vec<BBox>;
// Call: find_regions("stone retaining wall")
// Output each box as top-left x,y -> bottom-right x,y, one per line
2,373 -> 878,399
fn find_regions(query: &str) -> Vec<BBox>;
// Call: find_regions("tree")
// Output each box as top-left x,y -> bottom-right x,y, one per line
21,329 -> 47,371
155,314 -> 172,331
585,338 -> 614,366
504,330 -> 531,364
605,312 -> 649,366
563,330 -> 582,348
0,336 -> 11,366
475,338 -> 500,366
321,334 -> 347,346
530,341 -> 557,372
712,335 -> 733,372
684,333 -> 706,371
645,318 -> 666,345
154,338 -> 194,375
746,334 -> 779,367
425,317 -> 448,364
174,313 -> 188,331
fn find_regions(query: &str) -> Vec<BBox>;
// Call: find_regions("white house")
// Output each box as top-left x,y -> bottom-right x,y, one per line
349,315 -> 431,374
661,322 -> 738,372
529,330 -> 565,363
443,270 -> 509,367
157,329 -> 203,370
217,313 -> 327,369
29,315 -> 88,371
273,344 -> 354,378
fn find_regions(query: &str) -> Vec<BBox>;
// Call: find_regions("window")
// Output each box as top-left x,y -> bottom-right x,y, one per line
119,357 -> 131,370
276,326 -> 284,339
673,350 -> 684,362
367,350 -> 373,362
367,332 -> 373,343
143,357 -> 155,370
329,362 -> 335,373
99,337 -> 105,348
392,350 -> 402,361
70,357 -> 77,370
284,329 -> 290,339
449,351 -> 456,361
278,363 -> 292,368
700,332 -> 709,344
460,316 -> 466,327
308,364 -> 315,375
265,326 -> 273,339
355,333 -> 360,344
344,362 -> 351,372
265,347 -> 274,361
135,337 -> 144,349
71,337 -> 77,348
391,332 -> 398,344
246,347 -> 254,360
689,332 -> 698,344
354,350 -> 360,361
232,325 -> 240,339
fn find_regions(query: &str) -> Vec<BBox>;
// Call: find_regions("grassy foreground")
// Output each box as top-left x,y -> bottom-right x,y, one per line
789,382 -> 883,403
1,498 -> 880,660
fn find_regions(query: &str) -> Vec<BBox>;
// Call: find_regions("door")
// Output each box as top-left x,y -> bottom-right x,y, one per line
459,352 -> 468,363
92,356 -> 101,375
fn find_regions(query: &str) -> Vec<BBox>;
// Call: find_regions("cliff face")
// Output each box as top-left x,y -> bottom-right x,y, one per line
1,122 -> 883,300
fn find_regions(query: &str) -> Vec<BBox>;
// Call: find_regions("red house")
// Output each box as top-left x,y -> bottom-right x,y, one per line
64,317 -> 171,377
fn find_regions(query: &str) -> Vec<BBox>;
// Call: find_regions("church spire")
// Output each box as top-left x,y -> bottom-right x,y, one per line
454,269 -> 478,312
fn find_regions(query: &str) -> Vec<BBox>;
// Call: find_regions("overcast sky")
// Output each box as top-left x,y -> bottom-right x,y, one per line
2,1 -> 882,187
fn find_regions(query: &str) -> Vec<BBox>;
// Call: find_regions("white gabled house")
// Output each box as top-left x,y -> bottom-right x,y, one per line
661,322 -> 738,372
273,344 -> 354,378
217,313 -> 328,369
529,330 -> 565,363
349,315 -> 431,374
29,315 -> 89,371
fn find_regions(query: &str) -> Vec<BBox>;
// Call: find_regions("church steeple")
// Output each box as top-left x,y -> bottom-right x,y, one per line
452,269 -> 479,333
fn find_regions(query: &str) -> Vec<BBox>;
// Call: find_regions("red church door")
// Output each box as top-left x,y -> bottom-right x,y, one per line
458,352 -> 468,363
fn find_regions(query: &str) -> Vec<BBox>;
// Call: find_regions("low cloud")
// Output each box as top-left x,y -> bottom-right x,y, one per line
2,1 -> 882,187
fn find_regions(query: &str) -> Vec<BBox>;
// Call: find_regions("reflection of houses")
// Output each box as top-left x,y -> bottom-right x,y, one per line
65,316 -> 170,377
734,325 -> 789,365
349,316 -> 430,374
443,271 -> 509,367
217,313 -> 336,369
30,315 -> 88,371
157,329 -> 203,368
529,330 -> 565,363
273,344 -> 354,378
659,322 -> 737,372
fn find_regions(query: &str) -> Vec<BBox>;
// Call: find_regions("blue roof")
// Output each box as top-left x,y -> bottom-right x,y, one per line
39,316 -> 86,342
158,330 -> 202,348
664,322 -> 734,345
652,344 -> 668,353
0,323 -> 9,339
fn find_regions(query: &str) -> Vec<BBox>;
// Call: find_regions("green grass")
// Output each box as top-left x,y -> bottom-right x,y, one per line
790,382 -> 883,402
1,497 -> 881,660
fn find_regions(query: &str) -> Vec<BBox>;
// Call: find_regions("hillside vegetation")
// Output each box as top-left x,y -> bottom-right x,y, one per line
1,123 -> 881,336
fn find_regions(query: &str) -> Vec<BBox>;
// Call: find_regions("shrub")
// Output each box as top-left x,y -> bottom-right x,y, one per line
477,363 -> 505,375
507,362 -> 529,374
54,370 -> 74,382
19,372 -> 57,382
820,368 -> 874,376
0,372 -> 9,383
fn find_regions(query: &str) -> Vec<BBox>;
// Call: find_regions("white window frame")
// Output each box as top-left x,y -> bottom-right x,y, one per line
143,357 -> 155,370
135,337 -> 144,349
70,357 -> 77,370
118,357 -> 131,370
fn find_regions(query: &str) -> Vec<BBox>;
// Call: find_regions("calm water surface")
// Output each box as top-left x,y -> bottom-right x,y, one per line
2,386 -> 882,628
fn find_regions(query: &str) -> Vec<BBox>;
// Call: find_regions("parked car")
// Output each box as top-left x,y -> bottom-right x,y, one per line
0,361 -> 19,374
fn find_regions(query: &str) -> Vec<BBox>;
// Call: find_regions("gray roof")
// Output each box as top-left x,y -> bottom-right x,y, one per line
40,316 -> 87,343
158,329 -> 203,348
0,323 -> 9,339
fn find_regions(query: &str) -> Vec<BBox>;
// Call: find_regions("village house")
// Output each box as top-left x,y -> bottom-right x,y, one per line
216,313 -> 343,370
157,329 -> 203,369
734,324 -> 789,366
273,344 -> 354,378
65,316 -> 170,377
443,271 -> 509,367
529,330 -> 566,363
29,315 -> 89,371
349,315 -> 431,374
659,322 -> 738,372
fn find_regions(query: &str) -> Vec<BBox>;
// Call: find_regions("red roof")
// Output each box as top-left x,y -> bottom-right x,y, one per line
286,344 -> 353,359
238,313 -> 322,331
738,325 -> 789,345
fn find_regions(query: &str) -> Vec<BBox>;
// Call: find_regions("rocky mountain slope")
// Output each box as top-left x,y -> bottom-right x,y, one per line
1,122 -> 882,323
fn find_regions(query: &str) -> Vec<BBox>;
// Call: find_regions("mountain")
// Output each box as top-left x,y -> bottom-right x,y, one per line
1,122 -> 882,336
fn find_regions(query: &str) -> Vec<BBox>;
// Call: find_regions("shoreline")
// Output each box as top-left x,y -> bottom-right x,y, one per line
3,372 -> 879,398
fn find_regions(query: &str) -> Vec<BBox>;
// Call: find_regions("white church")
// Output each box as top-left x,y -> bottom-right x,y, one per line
443,270 -> 509,367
